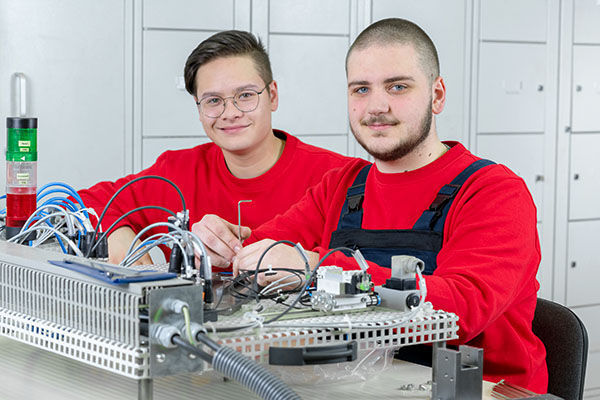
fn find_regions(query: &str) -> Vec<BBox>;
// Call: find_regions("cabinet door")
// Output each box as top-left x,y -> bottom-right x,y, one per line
269,0 -> 350,34
372,0 -> 468,143
143,0 -> 234,30
573,305 -> 600,391
480,0 -> 547,42
569,133 -> 600,220
269,35 -> 349,136
0,0 -> 128,189
573,0 -> 600,44
142,30 -> 214,137
296,135 -> 348,156
477,42 -> 546,133
536,222 -> 552,300
476,134 -> 544,221
566,220 -> 600,307
572,46 -> 600,133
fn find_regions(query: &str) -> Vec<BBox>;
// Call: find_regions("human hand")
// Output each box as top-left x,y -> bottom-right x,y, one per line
107,226 -> 153,266
233,239 -> 319,286
191,214 -> 251,268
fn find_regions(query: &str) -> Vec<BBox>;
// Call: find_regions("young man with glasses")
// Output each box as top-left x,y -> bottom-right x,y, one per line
78,30 -> 350,265
196,19 -> 547,392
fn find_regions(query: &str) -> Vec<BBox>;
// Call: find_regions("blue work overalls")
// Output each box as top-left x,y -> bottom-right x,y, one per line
328,158 -> 495,365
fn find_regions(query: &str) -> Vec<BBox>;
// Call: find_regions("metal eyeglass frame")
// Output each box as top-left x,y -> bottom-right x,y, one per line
196,82 -> 271,118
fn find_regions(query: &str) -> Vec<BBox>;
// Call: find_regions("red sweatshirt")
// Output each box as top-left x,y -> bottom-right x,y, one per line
78,130 -> 352,251
250,142 -> 548,392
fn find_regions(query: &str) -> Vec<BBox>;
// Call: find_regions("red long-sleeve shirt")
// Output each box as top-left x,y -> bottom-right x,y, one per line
78,131 -> 352,250
250,142 -> 548,392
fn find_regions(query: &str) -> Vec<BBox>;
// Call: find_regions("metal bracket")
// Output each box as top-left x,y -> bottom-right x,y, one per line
431,345 -> 483,400
148,285 -> 204,377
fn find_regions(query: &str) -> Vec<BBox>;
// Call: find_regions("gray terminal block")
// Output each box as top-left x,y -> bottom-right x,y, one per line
432,345 -> 483,400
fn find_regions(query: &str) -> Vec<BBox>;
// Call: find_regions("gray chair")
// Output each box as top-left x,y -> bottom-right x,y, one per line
532,298 -> 588,400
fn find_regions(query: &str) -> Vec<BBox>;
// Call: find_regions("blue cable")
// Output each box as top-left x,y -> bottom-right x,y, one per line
40,197 -> 78,212
37,185 -> 89,218
37,182 -> 90,219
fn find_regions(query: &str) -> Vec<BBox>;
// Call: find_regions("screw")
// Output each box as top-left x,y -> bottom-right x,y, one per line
156,353 -> 166,363
188,353 -> 197,360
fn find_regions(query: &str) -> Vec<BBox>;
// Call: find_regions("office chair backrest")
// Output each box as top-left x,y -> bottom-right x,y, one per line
532,298 -> 589,400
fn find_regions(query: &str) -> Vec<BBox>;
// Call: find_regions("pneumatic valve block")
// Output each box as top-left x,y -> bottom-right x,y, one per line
375,255 -> 424,311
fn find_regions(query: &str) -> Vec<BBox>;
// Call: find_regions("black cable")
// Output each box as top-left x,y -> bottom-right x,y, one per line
195,332 -> 221,352
252,240 -> 298,301
87,205 -> 177,257
171,335 -> 213,363
232,268 -> 304,302
85,175 -> 186,257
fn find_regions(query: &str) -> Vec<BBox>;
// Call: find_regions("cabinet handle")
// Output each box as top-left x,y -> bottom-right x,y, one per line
535,175 -> 544,182
13,72 -> 27,117
573,173 -> 579,180
575,84 -> 582,92
537,85 -> 544,92
571,261 -> 577,268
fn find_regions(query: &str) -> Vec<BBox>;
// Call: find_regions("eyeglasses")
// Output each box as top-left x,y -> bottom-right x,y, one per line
196,83 -> 270,118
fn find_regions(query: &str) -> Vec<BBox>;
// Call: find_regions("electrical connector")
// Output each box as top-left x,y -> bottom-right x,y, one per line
150,323 -> 180,348
161,298 -> 189,314
173,320 -> 204,341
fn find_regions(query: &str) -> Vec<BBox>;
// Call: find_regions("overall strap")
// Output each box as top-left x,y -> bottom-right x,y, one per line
413,159 -> 496,232
335,164 -> 372,230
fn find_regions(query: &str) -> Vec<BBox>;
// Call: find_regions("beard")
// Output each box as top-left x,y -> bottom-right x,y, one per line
353,106 -> 433,162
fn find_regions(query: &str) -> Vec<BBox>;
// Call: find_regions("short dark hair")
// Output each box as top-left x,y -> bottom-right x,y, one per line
184,30 -> 273,96
346,18 -> 440,84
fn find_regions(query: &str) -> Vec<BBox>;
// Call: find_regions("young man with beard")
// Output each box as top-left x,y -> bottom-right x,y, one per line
194,19 -> 548,392
78,30 -> 351,265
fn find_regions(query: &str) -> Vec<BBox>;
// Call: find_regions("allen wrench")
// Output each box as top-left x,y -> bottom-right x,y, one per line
237,200 -> 252,243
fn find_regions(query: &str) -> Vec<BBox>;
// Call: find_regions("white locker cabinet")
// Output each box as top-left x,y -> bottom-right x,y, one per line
269,0 -> 350,35
536,222 -> 551,300
143,0 -> 234,30
142,137 -> 211,170
571,46 -> 600,133
479,0 -> 547,43
476,134 -> 545,222
569,133 -> 600,220
573,0 -> 600,44
477,42 -> 546,133
372,0 -> 468,143
572,305 -> 600,351
142,30 -> 213,137
572,305 -> 600,393
0,0 -> 129,190
296,135 -> 348,156
585,351 -> 600,393
269,35 -> 349,135
566,220 -> 600,307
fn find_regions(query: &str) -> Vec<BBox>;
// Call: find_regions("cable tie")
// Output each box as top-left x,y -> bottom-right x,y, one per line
204,321 -> 217,335
343,314 -> 353,334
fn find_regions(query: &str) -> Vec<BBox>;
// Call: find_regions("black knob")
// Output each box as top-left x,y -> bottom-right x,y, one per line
406,293 -> 420,308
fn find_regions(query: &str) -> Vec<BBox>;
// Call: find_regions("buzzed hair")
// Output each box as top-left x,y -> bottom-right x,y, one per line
346,18 -> 440,84
184,30 -> 273,96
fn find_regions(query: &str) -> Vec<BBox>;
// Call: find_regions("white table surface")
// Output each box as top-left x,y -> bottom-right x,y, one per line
0,336 -> 494,399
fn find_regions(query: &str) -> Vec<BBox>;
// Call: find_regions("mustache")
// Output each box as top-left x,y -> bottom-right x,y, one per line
361,116 -> 400,126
